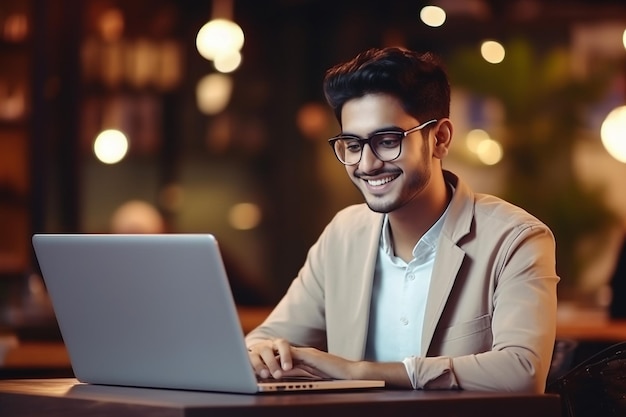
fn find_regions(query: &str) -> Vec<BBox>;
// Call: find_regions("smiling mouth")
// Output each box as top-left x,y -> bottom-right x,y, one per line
365,174 -> 399,187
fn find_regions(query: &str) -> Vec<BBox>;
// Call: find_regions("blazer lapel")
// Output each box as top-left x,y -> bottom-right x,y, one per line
421,238 -> 465,355
420,171 -> 474,355
349,214 -> 385,359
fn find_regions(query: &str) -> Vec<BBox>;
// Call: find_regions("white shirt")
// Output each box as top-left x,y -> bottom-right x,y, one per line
364,203 -> 450,361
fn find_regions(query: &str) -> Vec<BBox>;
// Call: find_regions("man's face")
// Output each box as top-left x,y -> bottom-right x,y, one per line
340,93 -> 435,214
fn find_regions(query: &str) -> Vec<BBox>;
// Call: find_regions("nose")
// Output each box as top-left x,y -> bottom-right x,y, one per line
358,144 -> 384,172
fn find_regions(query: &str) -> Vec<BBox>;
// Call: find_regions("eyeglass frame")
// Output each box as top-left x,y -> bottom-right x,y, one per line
327,119 -> 438,166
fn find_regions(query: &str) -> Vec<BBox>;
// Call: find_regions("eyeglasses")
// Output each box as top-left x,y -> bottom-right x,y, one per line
328,119 -> 437,166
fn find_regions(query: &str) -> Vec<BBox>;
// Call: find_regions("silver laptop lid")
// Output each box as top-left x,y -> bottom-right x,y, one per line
32,234 -> 259,393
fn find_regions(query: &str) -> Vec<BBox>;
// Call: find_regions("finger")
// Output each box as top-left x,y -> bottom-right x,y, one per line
259,345 -> 283,379
273,339 -> 293,371
248,348 -> 271,379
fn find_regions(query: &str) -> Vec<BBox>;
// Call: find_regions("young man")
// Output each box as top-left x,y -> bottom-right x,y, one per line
245,47 -> 559,392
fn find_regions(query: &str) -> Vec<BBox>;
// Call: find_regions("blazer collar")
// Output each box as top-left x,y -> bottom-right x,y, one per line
441,170 -> 474,244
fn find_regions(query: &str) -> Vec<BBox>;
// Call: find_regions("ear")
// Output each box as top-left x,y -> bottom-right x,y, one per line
432,119 -> 453,159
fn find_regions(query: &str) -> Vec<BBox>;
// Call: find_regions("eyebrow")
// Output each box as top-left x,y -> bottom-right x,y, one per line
340,125 -> 404,137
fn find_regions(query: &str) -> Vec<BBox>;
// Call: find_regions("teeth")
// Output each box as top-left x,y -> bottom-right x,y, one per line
367,176 -> 395,186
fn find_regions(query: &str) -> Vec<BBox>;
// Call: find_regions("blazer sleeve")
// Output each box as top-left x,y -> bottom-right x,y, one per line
408,223 -> 559,393
459,223 -> 558,392
245,204 -> 379,355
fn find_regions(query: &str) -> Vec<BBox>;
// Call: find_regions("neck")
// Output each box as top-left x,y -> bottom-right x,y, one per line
387,171 -> 450,262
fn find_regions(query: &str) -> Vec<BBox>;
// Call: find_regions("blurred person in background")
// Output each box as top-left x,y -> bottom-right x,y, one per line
110,200 -> 165,234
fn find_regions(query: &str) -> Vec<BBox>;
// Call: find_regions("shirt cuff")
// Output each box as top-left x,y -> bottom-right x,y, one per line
402,356 -> 460,390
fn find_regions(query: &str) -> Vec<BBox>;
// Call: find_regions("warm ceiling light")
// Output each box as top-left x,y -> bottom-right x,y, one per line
196,18 -> 244,61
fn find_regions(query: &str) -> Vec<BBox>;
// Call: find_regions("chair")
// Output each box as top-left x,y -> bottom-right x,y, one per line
547,338 -> 579,386
547,341 -> 626,417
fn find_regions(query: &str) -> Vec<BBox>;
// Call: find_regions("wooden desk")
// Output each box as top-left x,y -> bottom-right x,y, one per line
0,378 -> 561,417
556,307 -> 626,342
557,319 -> 626,342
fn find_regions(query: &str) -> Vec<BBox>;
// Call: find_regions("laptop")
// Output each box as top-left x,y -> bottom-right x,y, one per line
32,233 -> 385,394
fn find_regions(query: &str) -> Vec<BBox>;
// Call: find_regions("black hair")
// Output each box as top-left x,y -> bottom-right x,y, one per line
323,47 -> 450,125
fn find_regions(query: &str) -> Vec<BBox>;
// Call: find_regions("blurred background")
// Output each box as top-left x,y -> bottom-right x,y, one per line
0,0 -> 626,341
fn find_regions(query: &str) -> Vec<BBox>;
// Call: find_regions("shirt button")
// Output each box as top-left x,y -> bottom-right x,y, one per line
400,317 -> 409,325
407,274 -> 415,281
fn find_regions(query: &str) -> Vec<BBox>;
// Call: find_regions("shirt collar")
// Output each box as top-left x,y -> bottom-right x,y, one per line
380,182 -> 455,257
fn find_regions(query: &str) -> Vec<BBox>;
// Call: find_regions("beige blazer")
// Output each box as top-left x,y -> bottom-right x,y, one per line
246,171 -> 559,392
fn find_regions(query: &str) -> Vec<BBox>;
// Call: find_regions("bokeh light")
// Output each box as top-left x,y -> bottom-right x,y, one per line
3,13 -> 28,42
228,203 -> 262,230
296,102 -> 329,139
196,19 -> 244,61
93,129 -> 129,164
481,40 -> 506,64
213,50 -> 242,73
420,6 -> 446,27
476,138 -> 503,165
601,105 -> 626,163
464,129 -> 503,165
98,8 -> 124,42
465,129 -> 490,153
196,73 -> 233,115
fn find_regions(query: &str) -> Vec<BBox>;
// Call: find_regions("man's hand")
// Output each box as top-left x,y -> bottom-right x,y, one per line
247,339 -> 295,380
248,341 -> 412,387
247,340 -> 360,380
290,347 -> 360,380
292,349 -> 414,387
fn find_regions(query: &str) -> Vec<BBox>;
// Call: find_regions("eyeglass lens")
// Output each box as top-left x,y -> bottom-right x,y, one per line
333,132 -> 403,165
